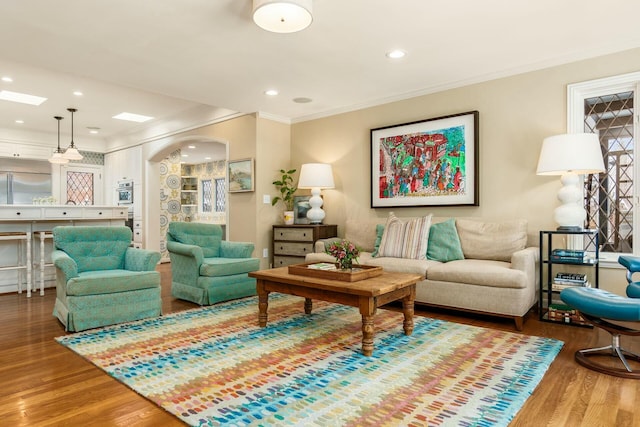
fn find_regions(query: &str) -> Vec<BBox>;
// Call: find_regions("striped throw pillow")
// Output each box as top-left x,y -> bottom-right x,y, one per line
377,212 -> 432,259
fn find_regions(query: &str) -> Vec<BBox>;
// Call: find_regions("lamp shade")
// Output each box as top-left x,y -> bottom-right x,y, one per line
536,133 -> 605,175
252,0 -> 313,33
297,163 -> 335,189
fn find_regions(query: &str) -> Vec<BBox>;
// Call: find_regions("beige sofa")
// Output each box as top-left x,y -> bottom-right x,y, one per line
305,216 -> 538,330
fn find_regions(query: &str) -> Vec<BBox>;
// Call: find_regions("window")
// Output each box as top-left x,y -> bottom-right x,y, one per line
215,178 -> 225,212
66,170 -> 94,205
202,179 -> 212,213
568,73 -> 640,262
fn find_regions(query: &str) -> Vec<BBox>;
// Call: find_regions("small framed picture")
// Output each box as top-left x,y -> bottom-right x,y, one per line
228,158 -> 254,193
293,195 -> 312,224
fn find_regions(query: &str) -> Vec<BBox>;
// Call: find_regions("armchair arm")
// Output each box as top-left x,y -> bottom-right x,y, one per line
124,248 -> 161,271
220,240 -> 254,258
51,250 -> 79,280
166,241 -> 204,265
166,241 -> 204,288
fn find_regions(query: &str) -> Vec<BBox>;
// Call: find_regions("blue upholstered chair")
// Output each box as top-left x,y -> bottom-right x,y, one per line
51,226 -> 162,332
561,255 -> 640,379
166,222 -> 260,305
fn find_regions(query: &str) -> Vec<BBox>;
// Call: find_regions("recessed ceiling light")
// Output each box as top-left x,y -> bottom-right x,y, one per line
87,126 -> 100,134
1,76 -> 12,83
112,112 -> 154,123
386,49 -> 406,59
15,119 -> 24,124
293,97 -> 312,103
265,89 -> 279,96
188,145 -> 196,149
182,154 -> 189,158
73,91 -> 83,96
204,156 -> 212,160
0,90 -> 47,106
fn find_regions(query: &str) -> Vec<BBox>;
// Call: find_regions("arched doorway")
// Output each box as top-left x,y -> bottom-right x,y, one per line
146,136 -> 228,261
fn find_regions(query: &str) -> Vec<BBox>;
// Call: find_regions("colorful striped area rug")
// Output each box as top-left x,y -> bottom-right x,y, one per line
56,294 -> 562,426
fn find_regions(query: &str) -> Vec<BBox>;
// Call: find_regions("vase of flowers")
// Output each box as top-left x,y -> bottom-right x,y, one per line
326,239 -> 360,271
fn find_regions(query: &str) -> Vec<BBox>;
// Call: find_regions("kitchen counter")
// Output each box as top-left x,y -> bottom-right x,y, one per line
0,204 -> 129,221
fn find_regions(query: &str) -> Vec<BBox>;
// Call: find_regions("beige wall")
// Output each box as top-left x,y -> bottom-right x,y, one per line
290,47 -> 640,295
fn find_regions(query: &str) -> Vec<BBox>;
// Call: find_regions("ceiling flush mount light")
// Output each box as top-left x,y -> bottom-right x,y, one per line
62,108 -> 83,161
49,116 -> 69,164
536,133 -> 605,230
113,112 -> 154,123
253,0 -> 312,33
73,91 -> 83,96
386,49 -> 406,59
0,89 -> 47,106
264,89 -> 279,96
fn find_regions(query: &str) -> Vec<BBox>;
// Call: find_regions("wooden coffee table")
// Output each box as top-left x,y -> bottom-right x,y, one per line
248,266 -> 422,356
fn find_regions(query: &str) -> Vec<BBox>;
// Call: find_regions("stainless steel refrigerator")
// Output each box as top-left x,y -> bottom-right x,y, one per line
0,158 -> 52,204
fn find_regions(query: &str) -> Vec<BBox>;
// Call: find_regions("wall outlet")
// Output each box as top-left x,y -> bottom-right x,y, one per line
262,248 -> 269,258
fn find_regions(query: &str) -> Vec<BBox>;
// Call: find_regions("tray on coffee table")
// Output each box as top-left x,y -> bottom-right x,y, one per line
287,262 -> 383,282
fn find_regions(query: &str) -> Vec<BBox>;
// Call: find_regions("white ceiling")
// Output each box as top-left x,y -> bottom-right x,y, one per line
1,0 -> 640,159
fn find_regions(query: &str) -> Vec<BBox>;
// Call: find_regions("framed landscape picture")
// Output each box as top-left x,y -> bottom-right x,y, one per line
370,111 -> 479,208
228,158 -> 254,193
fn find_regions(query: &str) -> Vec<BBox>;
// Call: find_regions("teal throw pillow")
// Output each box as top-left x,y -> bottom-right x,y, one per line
427,218 -> 464,262
371,224 -> 385,257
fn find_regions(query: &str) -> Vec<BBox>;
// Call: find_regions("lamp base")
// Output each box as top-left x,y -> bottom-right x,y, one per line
305,187 -> 325,224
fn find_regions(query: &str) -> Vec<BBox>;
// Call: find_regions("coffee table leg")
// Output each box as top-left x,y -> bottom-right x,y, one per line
402,288 -> 415,336
361,315 -> 374,356
257,280 -> 269,327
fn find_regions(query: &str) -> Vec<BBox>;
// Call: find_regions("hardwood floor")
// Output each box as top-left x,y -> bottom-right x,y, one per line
1,263 -> 639,426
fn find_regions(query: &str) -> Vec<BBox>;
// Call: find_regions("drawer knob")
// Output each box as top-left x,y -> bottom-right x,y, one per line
16,212 -> 21,216
99,212 -> 103,215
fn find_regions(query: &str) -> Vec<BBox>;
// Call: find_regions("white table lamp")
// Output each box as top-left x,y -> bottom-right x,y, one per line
536,133 -> 605,230
297,163 -> 335,224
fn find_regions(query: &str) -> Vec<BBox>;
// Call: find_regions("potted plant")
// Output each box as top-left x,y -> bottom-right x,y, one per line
272,168 -> 297,224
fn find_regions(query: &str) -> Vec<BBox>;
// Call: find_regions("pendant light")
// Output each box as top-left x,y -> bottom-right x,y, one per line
49,116 -> 69,164
62,107 -> 83,161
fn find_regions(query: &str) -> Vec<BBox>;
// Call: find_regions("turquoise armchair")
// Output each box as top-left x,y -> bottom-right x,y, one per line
52,226 -> 161,332
166,222 -> 259,305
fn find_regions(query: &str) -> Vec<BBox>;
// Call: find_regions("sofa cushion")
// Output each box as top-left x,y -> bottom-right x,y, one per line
427,218 -> 464,262
66,270 -> 160,296
377,213 -> 432,259
365,256 -> 434,277
427,259 -> 527,289
455,219 -> 527,262
344,218 -> 384,252
200,257 -> 260,277
170,232 -> 221,257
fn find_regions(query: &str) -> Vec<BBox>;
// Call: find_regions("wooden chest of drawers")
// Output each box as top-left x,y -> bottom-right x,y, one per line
272,224 -> 337,267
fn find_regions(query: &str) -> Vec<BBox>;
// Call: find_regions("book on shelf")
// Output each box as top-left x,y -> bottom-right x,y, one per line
307,262 -> 337,271
552,281 -> 591,292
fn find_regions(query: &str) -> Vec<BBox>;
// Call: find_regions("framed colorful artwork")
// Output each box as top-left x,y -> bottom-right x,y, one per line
228,158 -> 254,193
370,111 -> 479,208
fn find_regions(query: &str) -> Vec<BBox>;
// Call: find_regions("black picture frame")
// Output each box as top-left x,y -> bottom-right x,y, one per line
370,111 -> 479,208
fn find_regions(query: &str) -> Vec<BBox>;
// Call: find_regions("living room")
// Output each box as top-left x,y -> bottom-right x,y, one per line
2,1 -> 640,425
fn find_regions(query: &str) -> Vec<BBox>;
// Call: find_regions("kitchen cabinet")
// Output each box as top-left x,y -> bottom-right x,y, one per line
0,142 -> 51,160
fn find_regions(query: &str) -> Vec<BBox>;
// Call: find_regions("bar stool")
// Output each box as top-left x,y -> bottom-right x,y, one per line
0,231 -> 32,297
33,231 -> 53,297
